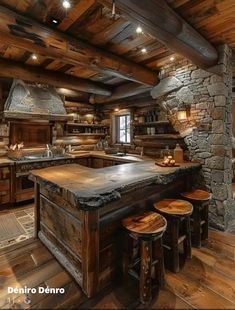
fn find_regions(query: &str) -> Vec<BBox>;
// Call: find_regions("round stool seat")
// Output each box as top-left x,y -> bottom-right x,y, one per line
122,211 -> 167,236
154,199 -> 193,216
181,189 -> 212,202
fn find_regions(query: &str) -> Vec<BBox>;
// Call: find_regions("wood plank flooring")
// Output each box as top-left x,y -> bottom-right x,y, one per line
0,230 -> 235,309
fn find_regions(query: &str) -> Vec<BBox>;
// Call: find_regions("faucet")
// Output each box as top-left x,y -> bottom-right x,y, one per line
45,144 -> 53,158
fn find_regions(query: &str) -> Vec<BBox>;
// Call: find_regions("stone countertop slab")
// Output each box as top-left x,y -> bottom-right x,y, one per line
8,151 -> 148,164
30,161 -> 200,210
67,150 -> 149,162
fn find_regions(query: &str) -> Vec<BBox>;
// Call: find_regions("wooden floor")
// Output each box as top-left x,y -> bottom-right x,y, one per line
0,230 -> 235,309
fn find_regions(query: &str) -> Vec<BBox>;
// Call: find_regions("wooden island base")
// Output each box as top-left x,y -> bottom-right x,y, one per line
31,161 -> 200,297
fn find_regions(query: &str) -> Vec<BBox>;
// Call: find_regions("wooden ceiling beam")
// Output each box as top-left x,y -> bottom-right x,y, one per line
0,5 -> 158,86
58,0 -> 96,31
100,96 -> 156,110
0,58 -> 111,96
90,82 -> 152,104
98,0 -> 218,68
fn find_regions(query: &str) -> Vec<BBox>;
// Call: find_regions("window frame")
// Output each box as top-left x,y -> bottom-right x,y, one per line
112,111 -> 132,145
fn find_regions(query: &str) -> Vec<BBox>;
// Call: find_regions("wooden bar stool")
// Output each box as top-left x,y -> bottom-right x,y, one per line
122,211 -> 167,304
154,199 -> 193,273
181,189 -> 212,248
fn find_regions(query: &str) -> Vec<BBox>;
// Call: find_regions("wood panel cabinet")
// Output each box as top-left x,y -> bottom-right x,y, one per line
0,165 -> 11,206
91,157 -> 124,169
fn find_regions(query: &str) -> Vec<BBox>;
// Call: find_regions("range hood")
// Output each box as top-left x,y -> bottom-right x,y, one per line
3,79 -> 69,121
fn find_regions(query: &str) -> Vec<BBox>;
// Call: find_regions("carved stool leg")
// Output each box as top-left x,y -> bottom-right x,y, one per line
122,234 -> 134,282
201,203 -> 209,241
183,216 -> 192,259
139,239 -> 152,304
153,237 -> 165,287
171,218 -> 180,273
193,205 -> 201,248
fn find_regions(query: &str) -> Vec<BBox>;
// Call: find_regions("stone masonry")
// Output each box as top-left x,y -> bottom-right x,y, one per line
151,45 -> 234,230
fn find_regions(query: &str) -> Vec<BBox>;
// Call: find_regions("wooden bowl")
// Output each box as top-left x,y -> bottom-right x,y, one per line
7,149 -> 23,159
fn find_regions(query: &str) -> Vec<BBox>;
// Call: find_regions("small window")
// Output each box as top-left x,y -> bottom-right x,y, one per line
116,113 -> 131,144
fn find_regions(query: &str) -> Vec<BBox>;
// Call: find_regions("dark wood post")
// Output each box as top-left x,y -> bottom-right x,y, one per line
82,210 -> 99,297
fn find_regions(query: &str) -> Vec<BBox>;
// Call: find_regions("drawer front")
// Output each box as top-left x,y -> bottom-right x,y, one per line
0,191 -> 10,204
0,179 -> 10,191
0,166 -> 10,179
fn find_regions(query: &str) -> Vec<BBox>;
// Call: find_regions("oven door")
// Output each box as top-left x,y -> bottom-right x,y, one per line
15,172 -> 35,203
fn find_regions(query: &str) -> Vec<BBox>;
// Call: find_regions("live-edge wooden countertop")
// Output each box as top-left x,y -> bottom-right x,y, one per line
30,152 -> 200,210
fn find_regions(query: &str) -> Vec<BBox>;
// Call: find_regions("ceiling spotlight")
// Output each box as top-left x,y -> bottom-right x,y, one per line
136,26 -> 143,34
52,19 -> 58,24
31,54 -> 38,60
141,48 -> 147,54
62,0 -> 71,9
170,56 -> 175,61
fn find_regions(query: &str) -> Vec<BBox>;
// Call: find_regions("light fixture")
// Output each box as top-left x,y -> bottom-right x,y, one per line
170,56 -> 175,61
136,26 -> 143,34
52,19 -> 58,24
141,48 -> 147,54
111,0 -> 116,19
177,107 -> 190,121
114,108 -> 119,112
31,54 -> 38,60
62,0 -> 71,9
177,110 -> 187,120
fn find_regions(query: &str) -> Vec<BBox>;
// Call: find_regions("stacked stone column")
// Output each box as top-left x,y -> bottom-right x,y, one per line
151,45 -> 233,230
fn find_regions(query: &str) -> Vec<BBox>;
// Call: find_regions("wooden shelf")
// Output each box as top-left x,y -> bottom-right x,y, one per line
134,134 -> 182,139
67,123 -> 110,127
132,121 -> 169,127
66,133 -> 107,137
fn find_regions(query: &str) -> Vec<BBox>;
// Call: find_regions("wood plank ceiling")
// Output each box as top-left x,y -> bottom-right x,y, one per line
0,0 -> 234,102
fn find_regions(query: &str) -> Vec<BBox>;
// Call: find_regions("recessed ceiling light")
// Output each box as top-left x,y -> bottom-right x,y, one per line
52,19 -> 58,24
31,54 -> 38,60
136,26 -> 143,34
170,56 -> 175,61
141,48 -> 147,54
62,0 -> 71,9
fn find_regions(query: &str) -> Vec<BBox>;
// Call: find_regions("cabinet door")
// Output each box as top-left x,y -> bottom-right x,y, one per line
91,158 -> 104,168
102,159 -> 113,167
0,165 -> 11,205
0,166 -> 10,179
113,161 -> 123,166
74,158 -> 89,167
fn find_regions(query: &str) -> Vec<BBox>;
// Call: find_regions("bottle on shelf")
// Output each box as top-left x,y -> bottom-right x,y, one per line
174,143 -> 184,163
163,145 -> 170,160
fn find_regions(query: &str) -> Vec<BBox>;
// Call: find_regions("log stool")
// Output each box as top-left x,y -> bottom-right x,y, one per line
154,199 -> 193,273
122,211 -> 167,304
181,189 -> 212,248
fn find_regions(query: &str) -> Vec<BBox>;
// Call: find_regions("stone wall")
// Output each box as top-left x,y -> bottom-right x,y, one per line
151,45 -> 234,230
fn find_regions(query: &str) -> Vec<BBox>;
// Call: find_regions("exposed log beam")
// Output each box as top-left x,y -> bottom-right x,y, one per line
100,96 -> 156,110
56,88 -> 91,101
90,82 -> 152,104
58,0 -> 96,31
0,5 -> 158,86
98,0 -> 218,68
64,101 -> 93,109
0,58 -> 111,96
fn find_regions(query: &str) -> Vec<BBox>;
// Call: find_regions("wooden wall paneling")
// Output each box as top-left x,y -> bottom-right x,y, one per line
40,195 -> 83,258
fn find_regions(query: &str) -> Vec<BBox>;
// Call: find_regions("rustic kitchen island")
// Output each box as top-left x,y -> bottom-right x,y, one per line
30,159 -> 200,297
